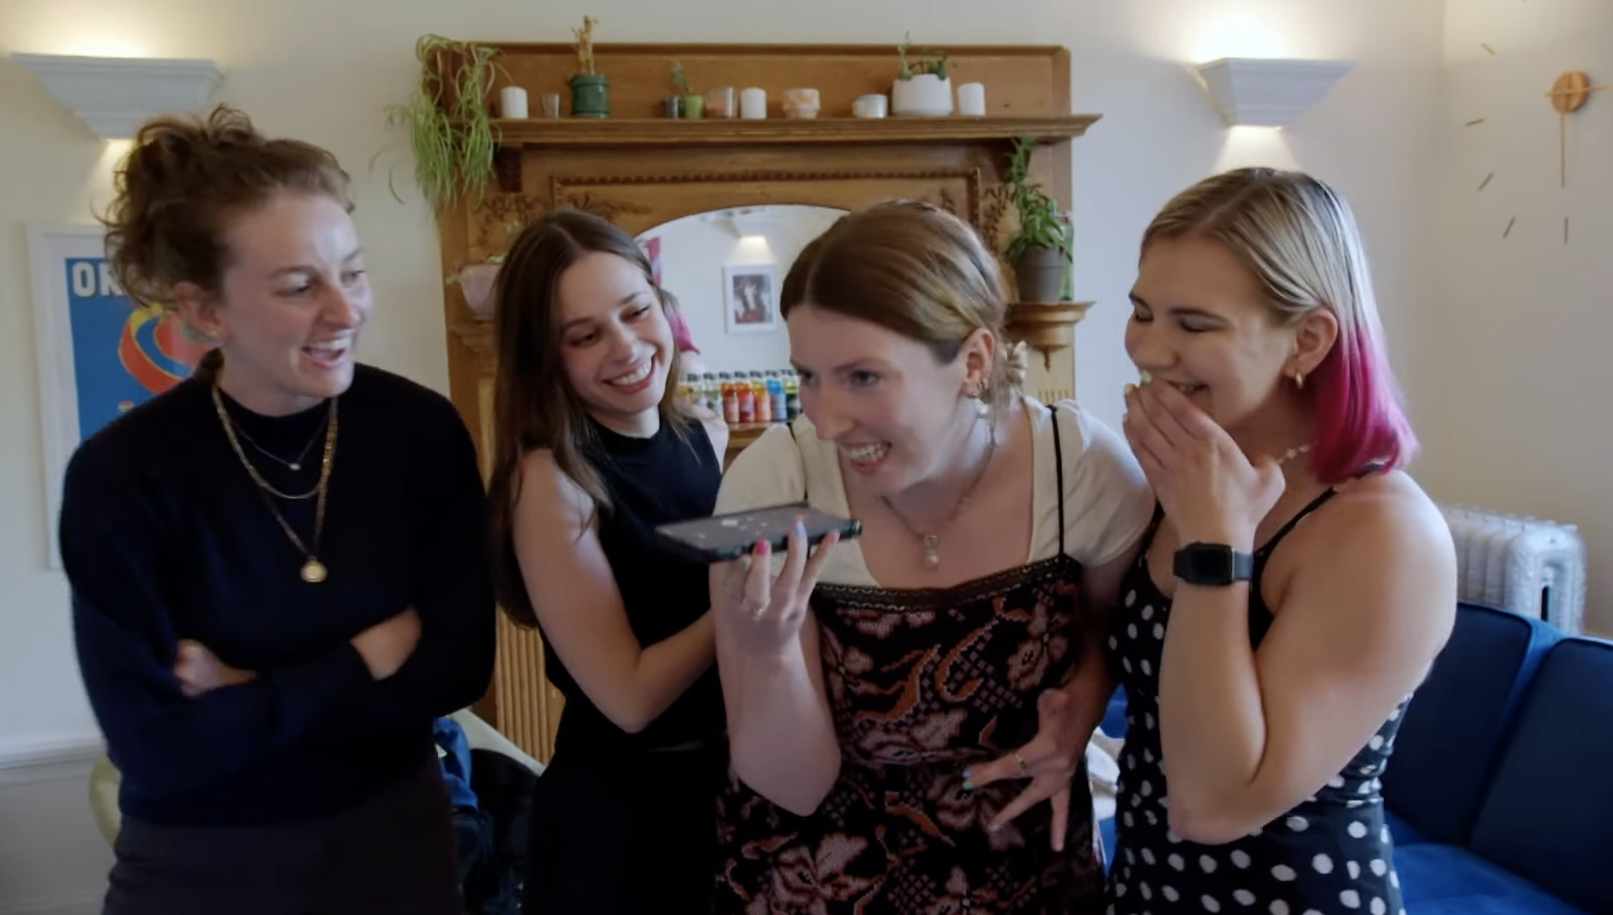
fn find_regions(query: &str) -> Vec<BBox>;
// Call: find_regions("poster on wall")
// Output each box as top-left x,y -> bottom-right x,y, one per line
27,224 -> 214,567
723,263 -> 780,335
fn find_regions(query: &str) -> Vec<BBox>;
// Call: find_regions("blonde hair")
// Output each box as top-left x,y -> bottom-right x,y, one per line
1142,168 -> 1416,482
781,200 -> 1027,406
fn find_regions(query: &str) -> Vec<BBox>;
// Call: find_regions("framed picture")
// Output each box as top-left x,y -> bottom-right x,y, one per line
27,224 -> 212,566
723,263 -> 779,335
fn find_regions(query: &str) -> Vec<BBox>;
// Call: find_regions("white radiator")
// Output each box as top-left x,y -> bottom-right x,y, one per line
1438,504 -> 1587,636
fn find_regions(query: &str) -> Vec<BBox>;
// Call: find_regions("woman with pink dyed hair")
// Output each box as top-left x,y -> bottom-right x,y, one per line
1102,168 -> 1457,915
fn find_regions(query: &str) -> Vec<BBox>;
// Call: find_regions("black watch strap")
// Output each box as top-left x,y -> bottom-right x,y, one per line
1173,542 -> 1254,586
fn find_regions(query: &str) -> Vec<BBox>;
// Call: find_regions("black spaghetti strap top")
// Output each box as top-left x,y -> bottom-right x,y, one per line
543,417 -> 726,758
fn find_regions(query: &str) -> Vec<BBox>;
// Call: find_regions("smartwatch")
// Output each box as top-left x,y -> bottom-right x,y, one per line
1173,542 -> 1253,586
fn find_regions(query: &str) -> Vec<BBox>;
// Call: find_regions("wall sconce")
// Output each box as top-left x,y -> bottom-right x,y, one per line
1193,58 -> 1355,127
12,52 -> 225,140
700,206 -> 776,240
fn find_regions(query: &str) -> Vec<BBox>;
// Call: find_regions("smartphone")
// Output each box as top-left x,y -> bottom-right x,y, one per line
655,502 -> 862,564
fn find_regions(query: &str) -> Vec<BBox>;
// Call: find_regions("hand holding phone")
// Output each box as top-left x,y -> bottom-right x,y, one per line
656,502 -> 861,564
709,511 -> 842,656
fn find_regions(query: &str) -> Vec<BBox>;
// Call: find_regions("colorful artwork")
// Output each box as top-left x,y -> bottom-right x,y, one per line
29,224 -> 214,566
63,256 -> 212,439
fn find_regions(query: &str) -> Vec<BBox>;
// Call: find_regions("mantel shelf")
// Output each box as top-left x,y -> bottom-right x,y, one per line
490,115 -> 1099,148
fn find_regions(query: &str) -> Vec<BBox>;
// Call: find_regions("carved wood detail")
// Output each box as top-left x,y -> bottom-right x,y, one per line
552,168 -> 984,233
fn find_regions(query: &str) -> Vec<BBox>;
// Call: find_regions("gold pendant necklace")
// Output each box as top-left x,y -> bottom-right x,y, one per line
213,386 -> 338,583
879,412 -> 998,570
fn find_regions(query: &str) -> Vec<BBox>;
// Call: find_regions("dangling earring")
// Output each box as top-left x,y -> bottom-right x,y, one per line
969,378 -> 990,415
1293,371 -> 1306,390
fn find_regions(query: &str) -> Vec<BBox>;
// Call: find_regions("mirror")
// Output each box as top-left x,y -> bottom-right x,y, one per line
635,204 -> 846,380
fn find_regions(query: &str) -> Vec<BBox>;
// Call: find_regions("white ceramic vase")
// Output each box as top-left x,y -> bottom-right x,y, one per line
891,74 -> 953,117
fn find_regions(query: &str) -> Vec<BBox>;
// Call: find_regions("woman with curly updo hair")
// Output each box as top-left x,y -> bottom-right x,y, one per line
60,105 -> 494,915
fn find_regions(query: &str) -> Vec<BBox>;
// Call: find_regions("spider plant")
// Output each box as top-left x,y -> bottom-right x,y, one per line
384,34 -> 502,216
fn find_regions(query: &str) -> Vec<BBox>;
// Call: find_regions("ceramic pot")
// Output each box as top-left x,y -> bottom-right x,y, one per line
458,263 -> 501,319
891,74 -> 953,116
1013,247 -> 1066,303
568,73 -> 610,118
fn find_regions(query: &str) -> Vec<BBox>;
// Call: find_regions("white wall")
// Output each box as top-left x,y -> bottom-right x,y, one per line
0,0 -> 1448,905
1429,0 -> 1613,635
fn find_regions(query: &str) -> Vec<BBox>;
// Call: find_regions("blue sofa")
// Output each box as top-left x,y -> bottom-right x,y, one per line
1096,601 -> 1612,914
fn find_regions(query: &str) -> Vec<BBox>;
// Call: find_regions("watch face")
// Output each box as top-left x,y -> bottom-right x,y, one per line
1181,545 -> 1235,582
1175,544 -> 1252,584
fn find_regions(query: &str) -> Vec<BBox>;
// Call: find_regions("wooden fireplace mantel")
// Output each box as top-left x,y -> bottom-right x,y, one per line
486,114 -> 1098,147
437,41 -> 1099,762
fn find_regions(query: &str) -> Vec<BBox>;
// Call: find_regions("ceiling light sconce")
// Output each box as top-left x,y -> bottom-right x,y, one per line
12,52 -> 225,140
1193,58 -> 1355,127
701,206 -> 777,240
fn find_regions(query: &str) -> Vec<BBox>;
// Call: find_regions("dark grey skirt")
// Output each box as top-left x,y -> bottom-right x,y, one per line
103,756 -> 461,915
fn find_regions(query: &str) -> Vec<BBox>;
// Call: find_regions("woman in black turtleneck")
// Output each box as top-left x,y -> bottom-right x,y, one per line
485,210 -> 730,915
57,105 -> 494,915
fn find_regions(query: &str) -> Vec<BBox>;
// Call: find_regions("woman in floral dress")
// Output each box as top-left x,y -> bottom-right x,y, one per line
708,202 -> 1154,914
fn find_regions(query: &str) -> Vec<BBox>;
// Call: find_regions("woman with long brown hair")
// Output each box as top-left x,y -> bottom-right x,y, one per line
486,209 -> 730,914
59,105 -> 494,915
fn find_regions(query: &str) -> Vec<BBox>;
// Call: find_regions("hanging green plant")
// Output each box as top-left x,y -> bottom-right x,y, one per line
383,34 -> 503,216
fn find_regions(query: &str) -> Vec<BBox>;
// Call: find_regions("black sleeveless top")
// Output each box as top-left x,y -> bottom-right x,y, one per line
543,417 -> 727,758
1105,486 -> 1412,915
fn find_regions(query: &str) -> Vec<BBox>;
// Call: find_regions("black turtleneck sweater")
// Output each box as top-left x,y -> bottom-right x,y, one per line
58,363 -> 495,827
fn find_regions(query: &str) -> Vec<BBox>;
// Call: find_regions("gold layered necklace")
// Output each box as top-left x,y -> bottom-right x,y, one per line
212,386 -> 338,584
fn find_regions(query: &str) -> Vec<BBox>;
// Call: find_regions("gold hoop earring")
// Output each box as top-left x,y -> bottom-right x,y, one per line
1294,371 -> 1306,390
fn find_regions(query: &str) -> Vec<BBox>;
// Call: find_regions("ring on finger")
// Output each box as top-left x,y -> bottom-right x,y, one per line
1013,749 -> 1029,777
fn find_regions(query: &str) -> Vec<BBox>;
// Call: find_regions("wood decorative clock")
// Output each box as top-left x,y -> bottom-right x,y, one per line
1470,57 -> 1609,244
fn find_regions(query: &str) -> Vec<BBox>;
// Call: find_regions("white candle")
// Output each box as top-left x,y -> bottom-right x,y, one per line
500,86 -> 529,119
740,87 -> 767,119
957,82 -> 986,117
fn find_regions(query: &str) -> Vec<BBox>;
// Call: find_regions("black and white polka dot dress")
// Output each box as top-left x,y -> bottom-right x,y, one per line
1104,494 -> 1409,915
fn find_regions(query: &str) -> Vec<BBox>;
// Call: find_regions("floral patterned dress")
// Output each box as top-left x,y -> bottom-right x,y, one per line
713,405 -> 1117,915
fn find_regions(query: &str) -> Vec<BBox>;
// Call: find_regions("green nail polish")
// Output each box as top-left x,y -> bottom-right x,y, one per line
962,779 -> 976,791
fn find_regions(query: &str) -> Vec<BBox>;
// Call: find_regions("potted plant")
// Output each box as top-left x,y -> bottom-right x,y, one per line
891,33 -> 953,117
568,16 -> 609,118
1002,137 -> 1073,302
669,60 -> 704,118
383,34 -> 502,216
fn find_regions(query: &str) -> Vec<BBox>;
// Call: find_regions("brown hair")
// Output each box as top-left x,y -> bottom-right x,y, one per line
487,209 -> 690,627
780,200 -> 1027,406
99,105 -> 351,317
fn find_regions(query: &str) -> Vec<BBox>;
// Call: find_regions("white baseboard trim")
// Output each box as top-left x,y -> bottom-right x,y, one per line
0,890 -> 102,915
0,734 -> 105,787
0,734 -> 111,915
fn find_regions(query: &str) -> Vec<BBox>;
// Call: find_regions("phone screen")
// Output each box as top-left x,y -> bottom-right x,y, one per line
655,502 -> 862,563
